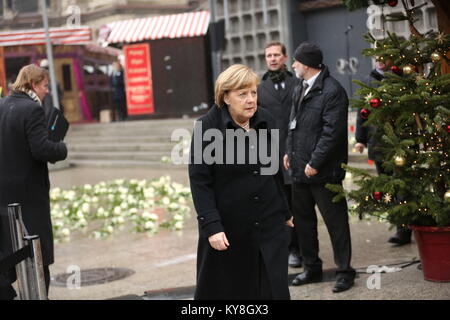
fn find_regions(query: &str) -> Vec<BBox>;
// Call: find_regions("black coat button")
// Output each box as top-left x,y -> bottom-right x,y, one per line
254,222 -> 260,227
253,196 -> 259,201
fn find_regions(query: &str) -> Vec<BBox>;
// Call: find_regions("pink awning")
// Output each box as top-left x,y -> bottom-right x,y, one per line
0,26 -> 92,47
102,10 -> 210,45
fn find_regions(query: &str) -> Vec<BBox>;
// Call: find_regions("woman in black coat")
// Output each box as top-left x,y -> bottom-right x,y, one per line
189,64 -> 293,300
0,64 -> 67,298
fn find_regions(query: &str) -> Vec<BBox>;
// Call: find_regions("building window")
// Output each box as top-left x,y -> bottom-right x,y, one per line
62,64 -> 72,92
13,0 -> 50,14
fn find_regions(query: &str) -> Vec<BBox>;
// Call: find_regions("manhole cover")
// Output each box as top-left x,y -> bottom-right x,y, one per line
51,267 -> 135,287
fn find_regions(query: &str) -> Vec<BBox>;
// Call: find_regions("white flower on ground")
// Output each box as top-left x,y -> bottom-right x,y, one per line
144,221 -> 155,230
169,203 -> 180,211
81,203 -> 90,213
76,210 -> 84,219
61,228 -> 70,237
162,197 -> 170,205
148,213 -> 158,221
174,221 -> 183,230
77,218 -> 88,228
113,206 -> 122,216
173,214 -> 183,221
106,225 -> 114,234
54,220 -> 64,228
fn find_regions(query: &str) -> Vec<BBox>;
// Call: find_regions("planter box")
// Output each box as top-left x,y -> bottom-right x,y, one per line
410,225 -> 450,282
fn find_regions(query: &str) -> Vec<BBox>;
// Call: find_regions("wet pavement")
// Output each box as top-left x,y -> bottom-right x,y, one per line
46,166 -> 450,300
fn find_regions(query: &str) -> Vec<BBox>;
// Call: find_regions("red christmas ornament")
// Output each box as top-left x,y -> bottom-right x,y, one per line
360,108 -> 371,119
370,98 -> 381,108
447,125 -> 450,133
391,65 -> 402,75
388,0 -> 398,6
373,192 -> 383,201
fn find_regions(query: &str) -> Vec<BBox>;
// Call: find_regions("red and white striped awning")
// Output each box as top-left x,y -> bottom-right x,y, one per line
0,26 -> 92,47
103,10 -> 210,45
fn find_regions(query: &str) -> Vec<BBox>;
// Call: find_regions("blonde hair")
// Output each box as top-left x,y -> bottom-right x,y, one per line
215,64 -> 260,108
12,64 -> 48,92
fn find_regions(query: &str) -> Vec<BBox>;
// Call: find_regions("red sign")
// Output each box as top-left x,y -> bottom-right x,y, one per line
124,43 -> 154,115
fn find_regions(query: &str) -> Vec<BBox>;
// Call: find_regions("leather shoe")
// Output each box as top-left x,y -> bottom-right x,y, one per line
288,252 -> 302,268
332,277 -> 354,293
388,229 -> 412,245
292,270 -> 322,286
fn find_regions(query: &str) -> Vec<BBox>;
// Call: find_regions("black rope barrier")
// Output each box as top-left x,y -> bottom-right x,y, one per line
0,245 -> 32,274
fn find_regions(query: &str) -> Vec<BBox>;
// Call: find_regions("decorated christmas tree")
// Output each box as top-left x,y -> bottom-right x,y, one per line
328,0 -> 450,227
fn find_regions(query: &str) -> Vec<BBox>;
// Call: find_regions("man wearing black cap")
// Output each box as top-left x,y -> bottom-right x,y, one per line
284,42 -> 356,293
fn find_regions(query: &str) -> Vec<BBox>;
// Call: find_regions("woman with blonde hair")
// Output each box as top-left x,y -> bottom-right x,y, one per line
189,64 -> 293,300
0,64 -> 67,299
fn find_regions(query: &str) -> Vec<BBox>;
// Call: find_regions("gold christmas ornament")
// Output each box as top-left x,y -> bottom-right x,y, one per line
431,52 -> 442,63
394,155 -> 406,167
383,193 -> 392,204
445,190 -> 450,203
403,65 -> 414,75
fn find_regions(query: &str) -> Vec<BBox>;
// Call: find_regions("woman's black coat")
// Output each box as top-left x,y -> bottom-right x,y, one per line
0,92 -> 67,267
189,105 -> 291,300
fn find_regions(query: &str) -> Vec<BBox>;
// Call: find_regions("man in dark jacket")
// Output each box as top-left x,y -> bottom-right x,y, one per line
284,42 -> 356,293
257,42 -> 302,268
355,59 -> 412,245
0,64 -> 67,299
111,61 -> 127,121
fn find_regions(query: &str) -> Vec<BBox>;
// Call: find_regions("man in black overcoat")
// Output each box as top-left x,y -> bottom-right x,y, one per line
285,42 -> 356,293
257,41 -> 302,268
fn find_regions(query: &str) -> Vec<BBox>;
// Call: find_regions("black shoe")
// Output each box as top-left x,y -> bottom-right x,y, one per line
292,270 -> 323,286
332,277 -> 354,293
288,252 -> 302,268
388,229 -> 412,245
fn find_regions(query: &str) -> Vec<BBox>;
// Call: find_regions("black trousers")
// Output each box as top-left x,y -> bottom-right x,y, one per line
291,182 -> 355,278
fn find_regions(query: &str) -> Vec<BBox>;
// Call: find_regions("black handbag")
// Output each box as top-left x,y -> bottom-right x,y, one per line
47,106 -> 69,142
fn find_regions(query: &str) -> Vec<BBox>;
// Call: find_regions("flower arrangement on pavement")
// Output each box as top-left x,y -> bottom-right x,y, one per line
50,176 -> 192,242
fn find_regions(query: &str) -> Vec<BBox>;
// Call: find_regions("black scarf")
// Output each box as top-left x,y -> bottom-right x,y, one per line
267,66 -> 288,84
